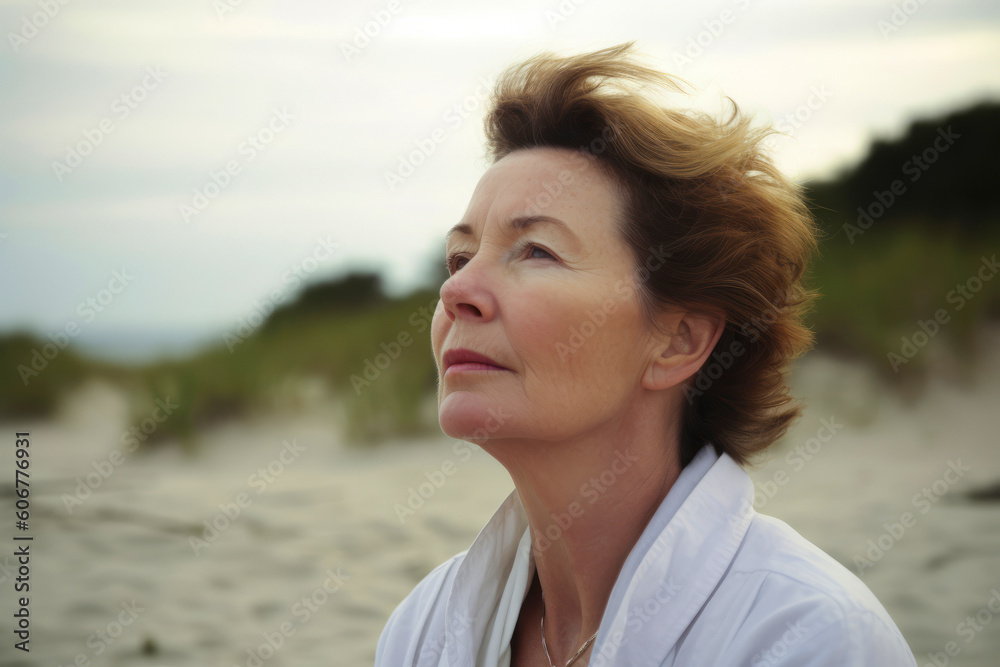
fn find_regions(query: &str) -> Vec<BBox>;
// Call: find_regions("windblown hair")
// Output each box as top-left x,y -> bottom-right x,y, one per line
482,42 -> 819,467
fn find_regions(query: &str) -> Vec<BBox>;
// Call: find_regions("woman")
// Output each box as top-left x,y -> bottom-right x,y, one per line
376,42 -> 917,666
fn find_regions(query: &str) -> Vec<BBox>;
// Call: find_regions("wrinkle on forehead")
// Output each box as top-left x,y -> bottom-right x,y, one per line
455,146 -> 619,244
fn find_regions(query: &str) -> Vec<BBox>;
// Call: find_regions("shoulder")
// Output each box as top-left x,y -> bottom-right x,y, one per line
374,551 -> 467,666
733,512 -> 894,616
689,512 -> 917,666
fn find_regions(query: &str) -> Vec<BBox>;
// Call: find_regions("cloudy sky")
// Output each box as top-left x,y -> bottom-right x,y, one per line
2,0 -> 999,361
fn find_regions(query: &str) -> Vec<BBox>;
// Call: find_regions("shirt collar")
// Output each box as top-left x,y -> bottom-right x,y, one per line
444,445 -> 755,666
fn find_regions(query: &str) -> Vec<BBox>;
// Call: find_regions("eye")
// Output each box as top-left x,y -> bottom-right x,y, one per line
514,239 -> 558,263
444,252 -> 465,276
445,242 -> 557,276
525,244 -> 556,261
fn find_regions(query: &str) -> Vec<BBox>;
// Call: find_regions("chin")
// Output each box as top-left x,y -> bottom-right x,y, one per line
438,391 -> 508,442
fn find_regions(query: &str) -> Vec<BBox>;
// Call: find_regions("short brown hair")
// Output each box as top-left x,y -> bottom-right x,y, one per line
482,42 -> 818,467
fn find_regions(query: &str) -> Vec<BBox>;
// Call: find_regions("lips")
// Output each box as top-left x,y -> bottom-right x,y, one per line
442,348 -> 510,374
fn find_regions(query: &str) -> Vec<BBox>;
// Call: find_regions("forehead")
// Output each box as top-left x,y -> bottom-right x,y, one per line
458,146 -> 620,231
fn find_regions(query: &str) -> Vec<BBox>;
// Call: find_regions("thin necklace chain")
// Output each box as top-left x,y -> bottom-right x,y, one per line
539,592 -> 598,667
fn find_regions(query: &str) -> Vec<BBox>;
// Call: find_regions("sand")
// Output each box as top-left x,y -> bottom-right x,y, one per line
1,326 -> 998,666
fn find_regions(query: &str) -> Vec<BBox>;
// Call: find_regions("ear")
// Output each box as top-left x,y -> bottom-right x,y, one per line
642,309 -> 726,391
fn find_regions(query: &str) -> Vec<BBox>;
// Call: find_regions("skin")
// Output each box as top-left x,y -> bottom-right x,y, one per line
430,146 -> 725,666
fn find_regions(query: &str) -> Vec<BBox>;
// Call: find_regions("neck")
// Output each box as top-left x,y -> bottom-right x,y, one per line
482,413 -> 682,663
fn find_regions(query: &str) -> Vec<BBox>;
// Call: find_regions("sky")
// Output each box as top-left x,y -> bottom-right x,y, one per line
2,0 -> 999,362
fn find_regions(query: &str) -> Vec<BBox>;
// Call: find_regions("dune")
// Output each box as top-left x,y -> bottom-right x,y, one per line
2,326 -> 998,666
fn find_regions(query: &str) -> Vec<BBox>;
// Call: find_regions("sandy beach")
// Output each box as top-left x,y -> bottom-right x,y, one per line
2,326 -> 999,667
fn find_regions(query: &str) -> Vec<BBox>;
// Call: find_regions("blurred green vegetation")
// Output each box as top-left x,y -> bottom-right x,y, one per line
803,223 -> 1000,371
0,275 -> 443,451
802,99 -> 1000,375
1,100 -> 997,448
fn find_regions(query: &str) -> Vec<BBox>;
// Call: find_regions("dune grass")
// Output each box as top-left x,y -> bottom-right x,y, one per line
1,224 -> 997,450
114,289 -> 442,449
804,222 -> 1000,379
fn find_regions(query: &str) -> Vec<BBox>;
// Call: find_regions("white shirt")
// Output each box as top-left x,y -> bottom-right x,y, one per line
375,445 -> 917,666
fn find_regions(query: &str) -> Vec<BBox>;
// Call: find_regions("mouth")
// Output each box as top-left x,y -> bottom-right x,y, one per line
442,348 -> 511,377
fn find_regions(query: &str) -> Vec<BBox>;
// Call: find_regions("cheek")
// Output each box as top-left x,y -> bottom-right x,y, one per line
430,304 -> 449,369
508,285 -> 643,385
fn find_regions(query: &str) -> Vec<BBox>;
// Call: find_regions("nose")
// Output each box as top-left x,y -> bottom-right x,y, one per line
439,260 -> 497,324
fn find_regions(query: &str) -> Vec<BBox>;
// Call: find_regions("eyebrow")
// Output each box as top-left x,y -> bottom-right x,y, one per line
445,215 -> 579,245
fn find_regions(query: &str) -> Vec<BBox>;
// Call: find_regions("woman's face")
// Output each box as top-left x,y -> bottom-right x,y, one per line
431,146 -> 661,444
